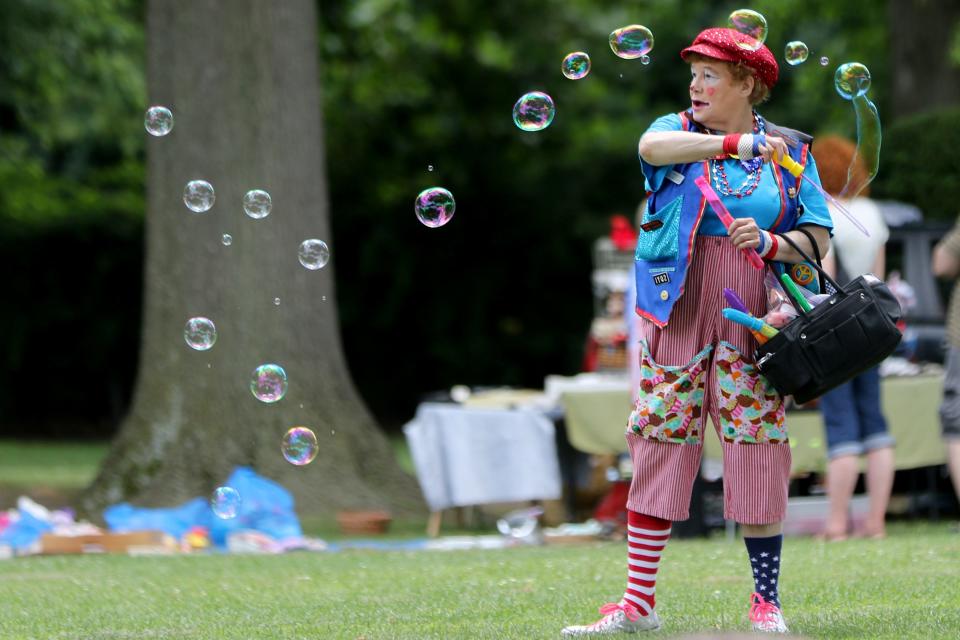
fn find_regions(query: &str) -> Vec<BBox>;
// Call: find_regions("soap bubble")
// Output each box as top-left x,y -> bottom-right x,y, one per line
273,297 -> 281,306
282,427 -> 319,466
784,41 -> 809,66
251,364 -> 288,403
243,189 -> 272,219
561,52 -> 591,80
640,54 -> 651,65
144,106 -> 173,136
728,9 -> 767,50
298,239 -> 330,270
834,62 -> 871,100
820,56 -> 830,66
428,164 -> 434,172
222,234 -> 232,246
497,506 -> 543,539
184,317 -> 217,351
609,25 -> 654,59
183,180 -> 215,213
415,187 -> 456,228
211,486 -> 241,519
512,91 -> 555,132
839,94 -> 882,199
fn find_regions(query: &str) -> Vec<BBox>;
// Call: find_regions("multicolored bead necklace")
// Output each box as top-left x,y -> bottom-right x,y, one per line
710,112 -> 765,199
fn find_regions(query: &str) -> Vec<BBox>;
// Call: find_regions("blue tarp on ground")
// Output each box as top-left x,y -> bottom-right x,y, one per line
105,466 -> 303,548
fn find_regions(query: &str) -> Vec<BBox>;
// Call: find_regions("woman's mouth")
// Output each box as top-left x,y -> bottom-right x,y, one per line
692,99 -> 709,110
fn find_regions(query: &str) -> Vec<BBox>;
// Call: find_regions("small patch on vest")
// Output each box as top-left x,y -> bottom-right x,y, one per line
787,187 -> 797,198
653,273 -> 671,285
641,220 -> 663,232
666,170 -> 684,185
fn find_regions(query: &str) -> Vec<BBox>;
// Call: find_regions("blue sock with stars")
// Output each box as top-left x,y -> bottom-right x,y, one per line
744,534 -> 782,608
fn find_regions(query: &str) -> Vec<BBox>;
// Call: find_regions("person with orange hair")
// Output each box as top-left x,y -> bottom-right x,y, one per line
813,135 -> 894,541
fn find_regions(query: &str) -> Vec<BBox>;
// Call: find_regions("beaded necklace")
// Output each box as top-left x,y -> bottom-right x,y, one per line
709,112 -> 765,199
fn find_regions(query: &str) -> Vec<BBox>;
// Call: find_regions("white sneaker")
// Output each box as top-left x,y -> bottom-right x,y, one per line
749,592 -> 789,633
561,601 -> 661,636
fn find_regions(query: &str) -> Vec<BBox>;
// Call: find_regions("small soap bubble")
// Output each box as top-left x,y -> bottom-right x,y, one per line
834,62 -> 871,100
561,52 -> 591,80
184,317 -> 217,351
298,239 -> 330,270
222,234 -> 232,246
273,297 -> 281,306
609,25 -> 654,59
183,180 -> 215,213
243,189 -> 272,219
282,427 -> 319,466
251,364 -> 288,403
322,295 -> 327,302
512,91 -> 555,132
211,486 -> 241,519
144,106 -> 174,136
428,164 -> 434,172
415,187 -> 456,227
820,56 -> 830,66
784,41 -> 809,66
728,9 -> 767,50
640,54 -> 651,65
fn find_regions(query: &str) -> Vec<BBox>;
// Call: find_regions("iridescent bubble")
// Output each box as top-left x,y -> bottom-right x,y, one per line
609,25 -> 654,59
222,234 -> 232,246
282,427 -> 319,466
728,9 -> 767,50
834,62 -> 871,100
243,189 -> 272,219
211,486 -> 241,519
512,91 -> 555,132
144,106 -> 174,136
184,317 -> 216,351
414,187 -> 456,228
251,364 -> 288,403
561,52 -> 591,80
640,54 -> 651,65
183,180 -> 215,213
298,239 -> 330,270
820,56 -> 830,66
428,165 -> 434,172
784,41 -> 809,66
840,94 -> 882,199
273,297 -> 281,306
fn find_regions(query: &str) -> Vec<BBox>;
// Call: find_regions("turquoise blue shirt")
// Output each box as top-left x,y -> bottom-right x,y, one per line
640,113 -> 833,236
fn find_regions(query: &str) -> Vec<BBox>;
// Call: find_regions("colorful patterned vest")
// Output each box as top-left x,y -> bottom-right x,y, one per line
634,111 -> 812,327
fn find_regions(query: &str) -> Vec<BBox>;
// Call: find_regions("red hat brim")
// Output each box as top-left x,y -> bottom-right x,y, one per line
680,43 -> 740,64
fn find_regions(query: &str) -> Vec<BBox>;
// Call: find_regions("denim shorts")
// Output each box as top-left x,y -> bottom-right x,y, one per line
819,366 -> 895,459
940,346 -> 960,440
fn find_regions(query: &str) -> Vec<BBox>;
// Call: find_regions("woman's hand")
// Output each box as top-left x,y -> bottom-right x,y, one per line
727,217 -> 763,250
757,134 -> 789,165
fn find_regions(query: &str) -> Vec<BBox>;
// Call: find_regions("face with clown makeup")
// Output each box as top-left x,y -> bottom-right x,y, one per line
688,58 -> 756,133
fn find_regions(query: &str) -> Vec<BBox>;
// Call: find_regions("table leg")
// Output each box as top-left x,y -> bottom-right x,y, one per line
427,511 -> 442,537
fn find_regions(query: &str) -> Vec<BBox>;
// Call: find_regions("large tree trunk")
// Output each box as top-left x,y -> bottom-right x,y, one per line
889,0 -> 960,120
81,0 -> 424,519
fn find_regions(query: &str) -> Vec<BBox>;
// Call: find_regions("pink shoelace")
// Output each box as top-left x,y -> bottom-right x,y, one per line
596,601 -> 641,623
748,592 -> 781,625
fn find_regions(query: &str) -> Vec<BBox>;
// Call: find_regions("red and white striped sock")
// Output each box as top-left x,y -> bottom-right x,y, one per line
622,510 -> 671,616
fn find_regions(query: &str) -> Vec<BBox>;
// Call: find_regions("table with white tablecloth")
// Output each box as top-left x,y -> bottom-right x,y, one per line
403,403 -> 562,534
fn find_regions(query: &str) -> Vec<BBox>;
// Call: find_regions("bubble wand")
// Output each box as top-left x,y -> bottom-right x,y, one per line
773,153 -> 869,236
694,176 -> 765,270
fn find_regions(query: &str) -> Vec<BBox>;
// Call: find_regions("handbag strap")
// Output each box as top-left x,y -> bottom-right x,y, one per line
777,230 -> 843,301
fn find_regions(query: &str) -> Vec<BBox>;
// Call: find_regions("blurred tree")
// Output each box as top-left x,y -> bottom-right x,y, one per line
82,0 -> 423,517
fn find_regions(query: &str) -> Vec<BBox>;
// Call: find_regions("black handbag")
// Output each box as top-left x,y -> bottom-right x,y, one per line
754,232 -> 903,404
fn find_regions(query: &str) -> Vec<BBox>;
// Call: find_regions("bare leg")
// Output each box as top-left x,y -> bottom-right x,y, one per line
948,440 -> 960,504
741,522 -> 783,537
824,455 -> 859,540
861,446 -> 894,537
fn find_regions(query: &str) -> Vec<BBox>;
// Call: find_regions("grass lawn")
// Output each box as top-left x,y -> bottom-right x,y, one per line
0,522 -> 957,639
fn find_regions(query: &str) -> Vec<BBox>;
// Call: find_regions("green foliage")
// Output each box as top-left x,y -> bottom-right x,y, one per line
873,107 -> 960,220
0,523 -> 957,638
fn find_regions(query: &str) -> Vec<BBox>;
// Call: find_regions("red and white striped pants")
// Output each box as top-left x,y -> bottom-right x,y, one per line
627,236 -> 791,525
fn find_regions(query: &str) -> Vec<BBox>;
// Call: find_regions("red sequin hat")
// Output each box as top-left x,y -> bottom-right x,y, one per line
680,27 -> 779,89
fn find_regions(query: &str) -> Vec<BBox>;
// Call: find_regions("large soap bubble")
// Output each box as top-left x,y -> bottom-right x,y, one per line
183,180 -> 215,213
282,427 -> 319,466
298,239 -> 330,270
834,62 -> 871,100
728,9 -> 767,51
251,364 -> 288,403
609,25 -> 654,59
243,189 -> 272,219
184,317 -> 216,351
144,106 -> 174,136
784,41 -> 809,66
415,187 -> 456,228
512,91 -> 556,132
211,486 -> 241,519
562,52 -> 591,80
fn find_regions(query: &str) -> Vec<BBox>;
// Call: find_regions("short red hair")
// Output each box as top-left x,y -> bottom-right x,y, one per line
811,135 -> 869,198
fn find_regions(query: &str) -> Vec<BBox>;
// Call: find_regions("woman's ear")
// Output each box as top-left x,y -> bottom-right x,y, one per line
740,74 -> 755,98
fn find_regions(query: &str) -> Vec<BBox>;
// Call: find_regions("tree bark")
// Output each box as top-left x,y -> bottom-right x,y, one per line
81,0 -> 424,519
889,0 -> 960,119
